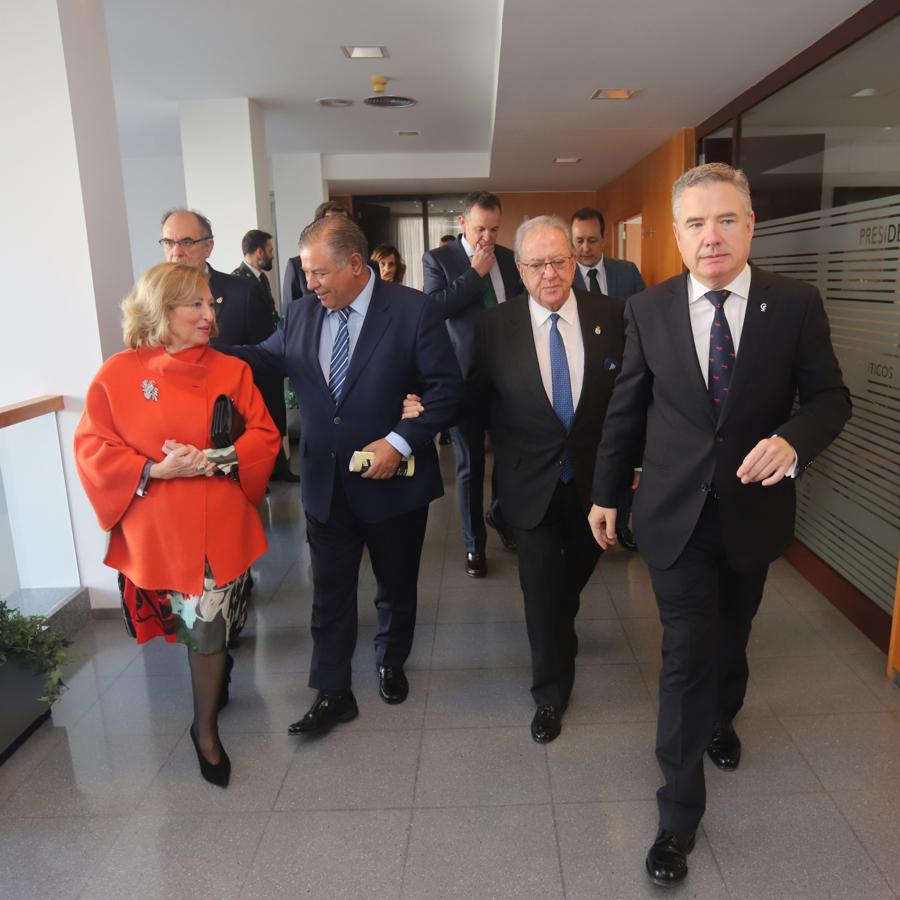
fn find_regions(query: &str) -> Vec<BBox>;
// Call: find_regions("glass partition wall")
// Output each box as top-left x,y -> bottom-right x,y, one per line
698,15 -> 900,615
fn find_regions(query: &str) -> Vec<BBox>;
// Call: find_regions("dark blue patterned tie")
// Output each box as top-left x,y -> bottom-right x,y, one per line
549,313 -> 574,483
328,308 -> 351,402
706,290 -> 734,413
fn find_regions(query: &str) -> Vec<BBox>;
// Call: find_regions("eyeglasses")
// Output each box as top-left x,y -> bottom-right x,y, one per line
158,237 -> 212,249
519,256 -> 574,275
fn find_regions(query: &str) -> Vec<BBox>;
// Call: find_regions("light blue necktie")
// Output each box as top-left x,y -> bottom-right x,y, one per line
328,308 -> 351,402
549,313 -> 574,483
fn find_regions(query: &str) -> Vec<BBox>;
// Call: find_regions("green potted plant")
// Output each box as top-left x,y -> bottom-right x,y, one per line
0,598 -> 71,761
285,381 -> 300,442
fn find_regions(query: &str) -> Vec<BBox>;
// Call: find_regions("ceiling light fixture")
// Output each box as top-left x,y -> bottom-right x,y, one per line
554,157 -> 582,164
591,89 -> 640,100
341,46 -> 387,59
363,74 -> 417,108
316,97 -> 353,108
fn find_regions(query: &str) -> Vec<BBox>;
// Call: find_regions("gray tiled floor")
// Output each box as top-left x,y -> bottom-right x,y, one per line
3,449 -> 900,899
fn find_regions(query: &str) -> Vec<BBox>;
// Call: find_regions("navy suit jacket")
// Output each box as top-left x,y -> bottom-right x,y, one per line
235,279 -> 463,523
573,256 -> 645,301
422,236 -> 523,377
592,267 -> 851,572
282,256 -> 310,302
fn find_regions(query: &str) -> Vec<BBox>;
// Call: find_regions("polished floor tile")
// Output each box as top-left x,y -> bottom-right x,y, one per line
402,805 -> 563,899
3,468 -> 898,900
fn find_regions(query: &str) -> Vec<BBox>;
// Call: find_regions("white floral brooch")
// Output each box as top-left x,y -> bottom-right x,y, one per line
141,379 -> 159,401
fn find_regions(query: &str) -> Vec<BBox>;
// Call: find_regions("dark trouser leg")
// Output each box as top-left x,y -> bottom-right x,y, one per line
716,563 -> 767,722
450,416 -> 487,553
363,504 -> 429,668
306,476 -> 365,694
616,477 -> 634,529
648,498 -> 723,836
513,482 -> 601,708
187,648 -> 227,763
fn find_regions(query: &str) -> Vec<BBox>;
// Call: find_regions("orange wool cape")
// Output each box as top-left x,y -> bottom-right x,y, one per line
74,345 -> 281,596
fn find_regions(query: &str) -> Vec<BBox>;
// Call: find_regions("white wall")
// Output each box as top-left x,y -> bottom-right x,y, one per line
0,1 -> 133,609
122,155 -> 187,282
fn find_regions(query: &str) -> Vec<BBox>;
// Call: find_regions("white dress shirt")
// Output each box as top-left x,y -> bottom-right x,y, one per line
461,235 -> 507,303
528,291 -> 584,409
577,258 -> 607,295
688,264 -> 751,385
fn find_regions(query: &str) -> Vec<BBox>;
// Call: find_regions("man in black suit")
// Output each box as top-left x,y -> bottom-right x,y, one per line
281,201 -> 352,302
233,228 -> 298,483
422,191 -> 524,577
472,216 -> 626,743
160,210 -> 274,348
233,228 -> 279,328
589,164 -> 851,887
571,207 -> 645,552
237,216 -> 462,733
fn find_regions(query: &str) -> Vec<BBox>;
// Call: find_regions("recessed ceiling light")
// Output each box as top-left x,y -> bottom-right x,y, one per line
554,157 -> 582,164
341,46 -> 388,59
316,97 -> 353,108
591,89 -> 640,100
394,130 -> 420,137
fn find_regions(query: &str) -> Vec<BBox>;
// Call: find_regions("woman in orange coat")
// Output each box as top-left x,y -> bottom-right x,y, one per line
74,262 -> 280,787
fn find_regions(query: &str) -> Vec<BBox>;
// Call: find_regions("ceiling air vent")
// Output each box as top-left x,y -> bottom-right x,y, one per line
364,94 -> 417,108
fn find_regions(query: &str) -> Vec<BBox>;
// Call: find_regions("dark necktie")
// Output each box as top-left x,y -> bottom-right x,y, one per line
482,274 -> 498,308
328,308 -> 351,402
259,272 -> 277,321
706,290 -> 735,413
549,313 -> 574,483
587,268 -> 602,294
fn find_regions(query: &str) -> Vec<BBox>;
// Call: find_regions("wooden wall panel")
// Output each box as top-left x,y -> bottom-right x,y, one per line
596,128 -> 695,287
495,191 -> 599,249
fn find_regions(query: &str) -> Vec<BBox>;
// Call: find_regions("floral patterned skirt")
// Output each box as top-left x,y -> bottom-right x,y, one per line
118,565 -> 250,654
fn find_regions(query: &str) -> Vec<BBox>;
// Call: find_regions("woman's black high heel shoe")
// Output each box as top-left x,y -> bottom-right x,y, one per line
189,725 -> 231,788
218,653 -> 234,711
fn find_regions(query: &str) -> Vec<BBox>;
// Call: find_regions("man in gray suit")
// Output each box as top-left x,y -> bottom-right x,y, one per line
571,207 -> 645,550
571,207 -> 645,299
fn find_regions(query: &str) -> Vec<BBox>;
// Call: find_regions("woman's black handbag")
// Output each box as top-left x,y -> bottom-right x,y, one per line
210,395 -> 245,448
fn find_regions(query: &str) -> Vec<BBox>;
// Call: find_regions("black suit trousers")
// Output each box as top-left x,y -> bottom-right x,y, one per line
305,470 -> 428,693
512,480 -> 602,708
648,496 -> 767,834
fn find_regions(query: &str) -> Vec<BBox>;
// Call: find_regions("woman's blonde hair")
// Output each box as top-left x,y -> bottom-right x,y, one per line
121,262 -> 216,349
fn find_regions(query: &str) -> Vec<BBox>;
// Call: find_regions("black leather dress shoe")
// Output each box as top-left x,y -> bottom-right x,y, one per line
377,666 -> 409,704
465,552 -> 487,578
645,829 -> 695,887
707,720 -> 741,771
485,510 -> 517,552
616,525 -> 638,552
530,705 -> 563,743
288,692 -> 358,735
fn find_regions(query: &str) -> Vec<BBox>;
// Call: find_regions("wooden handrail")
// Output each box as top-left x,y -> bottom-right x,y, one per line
0,396 -> 64,429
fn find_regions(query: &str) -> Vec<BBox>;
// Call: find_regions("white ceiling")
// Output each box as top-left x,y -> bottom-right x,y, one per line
105,0 -> 880,194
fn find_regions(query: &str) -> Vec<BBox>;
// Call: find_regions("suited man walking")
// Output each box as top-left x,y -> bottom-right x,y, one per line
589,164 -> 851,887
239,216 -> 463,733
472,216 -> 626,744
571,207 -> 645,551
422,191 -> 524,577
233,228 -> 298,483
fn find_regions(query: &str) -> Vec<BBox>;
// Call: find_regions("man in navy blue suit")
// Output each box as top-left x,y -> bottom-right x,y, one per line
571,207 -> 645,551
239,216 -> 463,734
422,191 -> 524,577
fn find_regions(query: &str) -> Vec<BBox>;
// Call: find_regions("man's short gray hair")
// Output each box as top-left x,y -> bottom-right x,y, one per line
514,215 -> 574,260
299,215 -> 368,266
672,163 -> 752,219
